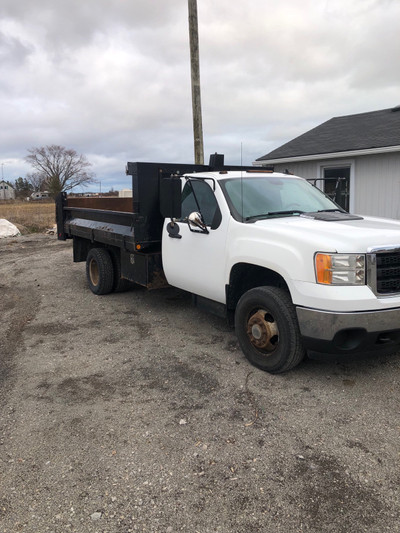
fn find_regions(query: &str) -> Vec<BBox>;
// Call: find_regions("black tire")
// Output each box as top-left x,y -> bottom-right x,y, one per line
86,248 -> 114,295
235,286 -> 305,373
110,251 -> 132,293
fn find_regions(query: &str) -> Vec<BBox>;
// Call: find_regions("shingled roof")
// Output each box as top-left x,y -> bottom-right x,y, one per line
256,106 -> 400,162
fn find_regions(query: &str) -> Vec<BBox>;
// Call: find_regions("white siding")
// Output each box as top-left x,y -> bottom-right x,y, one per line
271,161 -> 320,179
354,153 -> 400,219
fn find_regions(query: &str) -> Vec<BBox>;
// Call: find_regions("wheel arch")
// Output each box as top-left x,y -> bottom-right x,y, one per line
226,263 -> 290,311
73,236 -> 121,265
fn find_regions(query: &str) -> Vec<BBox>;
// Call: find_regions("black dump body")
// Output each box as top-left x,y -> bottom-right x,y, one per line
56,161 -> 209,250
56,155 -> 259,249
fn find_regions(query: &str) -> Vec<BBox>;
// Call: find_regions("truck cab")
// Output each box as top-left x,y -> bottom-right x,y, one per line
57,156 -> 400,373
161,169 -> 400,372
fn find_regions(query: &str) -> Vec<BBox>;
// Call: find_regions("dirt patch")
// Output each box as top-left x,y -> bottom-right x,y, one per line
0,235 -> 399,533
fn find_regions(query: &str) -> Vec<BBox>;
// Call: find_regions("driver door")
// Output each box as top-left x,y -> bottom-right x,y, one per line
162,178 -> 229,303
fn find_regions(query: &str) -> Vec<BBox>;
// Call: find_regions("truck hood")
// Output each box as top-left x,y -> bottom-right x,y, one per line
253,214 -> 400,252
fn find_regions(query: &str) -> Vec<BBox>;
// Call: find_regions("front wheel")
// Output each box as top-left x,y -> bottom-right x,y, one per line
235,286 -> 305,373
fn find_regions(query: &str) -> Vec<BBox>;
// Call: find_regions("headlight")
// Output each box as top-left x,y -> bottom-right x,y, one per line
315,253 -> 366,285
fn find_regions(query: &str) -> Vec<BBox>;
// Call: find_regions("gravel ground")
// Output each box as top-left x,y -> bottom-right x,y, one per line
0,234 -> 399,533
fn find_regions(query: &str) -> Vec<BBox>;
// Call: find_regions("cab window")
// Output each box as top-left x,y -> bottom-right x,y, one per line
181,180 -> 221,229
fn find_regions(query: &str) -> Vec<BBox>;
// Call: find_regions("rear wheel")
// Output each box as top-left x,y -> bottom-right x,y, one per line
235,286 -> 305,373
86,248 -> 114,295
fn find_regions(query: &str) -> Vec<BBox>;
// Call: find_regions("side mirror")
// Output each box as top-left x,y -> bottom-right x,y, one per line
160,177 -> 182,219
188,212 -> 209,234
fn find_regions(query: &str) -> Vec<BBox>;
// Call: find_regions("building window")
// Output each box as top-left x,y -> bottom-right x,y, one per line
322,167 -> 350,212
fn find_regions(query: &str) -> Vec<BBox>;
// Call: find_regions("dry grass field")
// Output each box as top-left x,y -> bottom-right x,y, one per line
0,200 -> 55,233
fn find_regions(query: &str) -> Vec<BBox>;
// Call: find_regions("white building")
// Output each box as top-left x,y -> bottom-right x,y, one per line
30,191 -> 50,200
254,106 -> 400,219
119,188 -> 133,198
0,181 -> 15,200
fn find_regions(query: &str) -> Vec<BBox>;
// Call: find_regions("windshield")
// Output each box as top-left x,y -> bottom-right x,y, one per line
219,176 -> 341,221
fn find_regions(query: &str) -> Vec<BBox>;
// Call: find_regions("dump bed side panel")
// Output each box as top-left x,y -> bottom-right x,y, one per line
65,197 -> 134,212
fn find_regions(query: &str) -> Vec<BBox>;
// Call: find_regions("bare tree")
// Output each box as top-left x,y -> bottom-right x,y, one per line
26,172 -> 46,192
25,145 -> 95,197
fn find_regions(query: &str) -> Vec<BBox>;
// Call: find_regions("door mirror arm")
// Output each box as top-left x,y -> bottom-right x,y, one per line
166,219 -> 182,239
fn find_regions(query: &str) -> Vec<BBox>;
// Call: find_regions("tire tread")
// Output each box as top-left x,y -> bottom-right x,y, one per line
235,286 -> 305,373
86,248 -> 114,295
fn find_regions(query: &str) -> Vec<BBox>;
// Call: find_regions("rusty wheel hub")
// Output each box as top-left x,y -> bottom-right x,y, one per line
246,309 -> 279,354
89,259 -> 99,286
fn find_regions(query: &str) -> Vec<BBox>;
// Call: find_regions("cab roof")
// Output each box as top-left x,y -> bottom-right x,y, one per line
183,169 -> 303,181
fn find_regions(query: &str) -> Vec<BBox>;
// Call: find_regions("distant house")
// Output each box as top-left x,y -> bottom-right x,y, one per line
254,106 -> 400,218
30,191 -> 50,200
0,181 -> 16,200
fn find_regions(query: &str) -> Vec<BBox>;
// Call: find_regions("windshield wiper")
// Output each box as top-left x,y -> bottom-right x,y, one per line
267,209 -> 305,216
245,210 -> 304,221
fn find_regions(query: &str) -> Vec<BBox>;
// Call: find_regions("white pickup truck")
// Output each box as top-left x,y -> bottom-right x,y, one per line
57,156 -> 400,373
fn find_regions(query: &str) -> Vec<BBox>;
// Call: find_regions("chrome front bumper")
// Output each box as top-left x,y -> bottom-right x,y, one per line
296,306 -> 400,354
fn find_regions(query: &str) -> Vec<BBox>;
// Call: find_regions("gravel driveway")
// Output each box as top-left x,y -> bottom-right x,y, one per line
1,234 -> 399,533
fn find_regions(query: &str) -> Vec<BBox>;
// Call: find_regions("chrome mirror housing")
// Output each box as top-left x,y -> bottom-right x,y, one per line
188,212 -> 208,233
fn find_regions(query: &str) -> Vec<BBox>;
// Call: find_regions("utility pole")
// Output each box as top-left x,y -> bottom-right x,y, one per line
188,0 -> 204,165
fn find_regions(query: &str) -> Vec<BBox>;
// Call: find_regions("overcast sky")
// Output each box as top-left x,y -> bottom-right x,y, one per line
1,0 -> 399,191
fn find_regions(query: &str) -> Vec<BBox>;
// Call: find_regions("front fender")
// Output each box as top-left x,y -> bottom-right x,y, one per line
226,221 -> 318,297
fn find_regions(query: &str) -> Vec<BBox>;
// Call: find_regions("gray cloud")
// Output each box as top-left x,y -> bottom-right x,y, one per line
0,0 -> 399,190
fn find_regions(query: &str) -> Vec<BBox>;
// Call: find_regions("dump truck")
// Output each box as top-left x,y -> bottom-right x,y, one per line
56,154 -> 400,373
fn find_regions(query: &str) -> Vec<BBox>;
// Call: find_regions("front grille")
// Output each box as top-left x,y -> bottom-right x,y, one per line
376,251 -> 400,294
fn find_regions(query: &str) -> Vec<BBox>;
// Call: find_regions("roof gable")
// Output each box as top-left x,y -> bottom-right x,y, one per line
257,106 -> 400,161
0,181 -> 14,189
